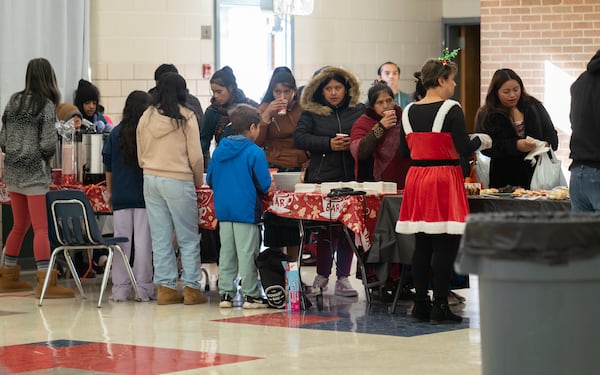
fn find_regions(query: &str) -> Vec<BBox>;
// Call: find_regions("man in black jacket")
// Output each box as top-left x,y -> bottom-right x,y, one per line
569,49 -> 600,212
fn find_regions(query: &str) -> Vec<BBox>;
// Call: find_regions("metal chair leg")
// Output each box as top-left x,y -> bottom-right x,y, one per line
112,244 -> 139,302
97,250 -> 114,307
342,227 -> 372,304
63,250 -> 86,298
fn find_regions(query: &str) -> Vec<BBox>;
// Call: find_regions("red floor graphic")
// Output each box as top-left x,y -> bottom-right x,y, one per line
0,340 -> 261,374
213,312 -> 343,327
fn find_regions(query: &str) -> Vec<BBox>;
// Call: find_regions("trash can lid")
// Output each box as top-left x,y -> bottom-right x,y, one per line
459,211 -> 600,264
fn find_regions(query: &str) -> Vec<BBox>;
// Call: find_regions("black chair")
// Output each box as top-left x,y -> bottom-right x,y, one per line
40,189 -> 139,307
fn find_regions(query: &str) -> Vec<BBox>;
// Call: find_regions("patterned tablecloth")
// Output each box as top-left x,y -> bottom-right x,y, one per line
264,190 -> 394,250
0,182 -> 219,231
0,181 -> 391,245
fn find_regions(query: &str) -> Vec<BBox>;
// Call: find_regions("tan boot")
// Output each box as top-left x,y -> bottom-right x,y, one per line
183,286 -> 207,305
35,270 -> 75,299
157,285 -> 183,305
0,265 -> 33,292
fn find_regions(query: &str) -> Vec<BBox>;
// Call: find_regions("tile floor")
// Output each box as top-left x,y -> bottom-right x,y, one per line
0,265 -> 482,375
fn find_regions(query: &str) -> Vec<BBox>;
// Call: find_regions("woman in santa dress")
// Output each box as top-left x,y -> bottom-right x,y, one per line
397,51 -> 491,324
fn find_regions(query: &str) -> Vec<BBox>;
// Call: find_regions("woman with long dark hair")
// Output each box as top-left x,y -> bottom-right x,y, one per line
136,73 -> 206,305
102,90 -> 154,301
0,58 -> 73,298
475,68 -> 558,189
200,66 -> 258,167
257,68 -> 308,262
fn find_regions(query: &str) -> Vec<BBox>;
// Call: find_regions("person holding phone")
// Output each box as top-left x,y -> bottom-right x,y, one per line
294,66 -> 365,297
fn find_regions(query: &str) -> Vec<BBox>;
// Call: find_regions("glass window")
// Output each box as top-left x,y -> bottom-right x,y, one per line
216,0 -> 293,102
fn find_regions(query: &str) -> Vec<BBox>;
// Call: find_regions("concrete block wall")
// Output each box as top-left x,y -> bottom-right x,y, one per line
89,0 -> 215,123
89,0 -> 456,123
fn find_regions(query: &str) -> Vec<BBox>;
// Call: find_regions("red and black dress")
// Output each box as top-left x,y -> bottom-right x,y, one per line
396,100 -> 480,235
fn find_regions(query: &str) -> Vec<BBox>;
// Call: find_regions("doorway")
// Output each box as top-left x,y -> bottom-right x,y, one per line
444,19 -> 480,132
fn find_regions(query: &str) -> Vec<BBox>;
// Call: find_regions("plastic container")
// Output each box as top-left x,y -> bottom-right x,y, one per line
456,211 -> 600,375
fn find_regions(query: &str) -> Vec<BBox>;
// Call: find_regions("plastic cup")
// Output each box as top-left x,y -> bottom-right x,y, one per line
336,133 -> 349,138
278,99 -> 288,115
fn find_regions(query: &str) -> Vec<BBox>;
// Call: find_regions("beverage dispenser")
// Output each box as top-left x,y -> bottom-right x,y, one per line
79,133 -> 106,185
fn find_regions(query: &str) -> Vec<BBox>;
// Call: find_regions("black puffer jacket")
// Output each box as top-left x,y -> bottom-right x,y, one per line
569,49 -> 600,169
294,66 -> 365,183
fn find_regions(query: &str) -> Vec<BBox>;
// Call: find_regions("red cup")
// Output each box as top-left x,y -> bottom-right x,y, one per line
51,169 -> 62,185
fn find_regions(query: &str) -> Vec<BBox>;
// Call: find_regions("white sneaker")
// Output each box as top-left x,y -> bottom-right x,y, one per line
312,274 -> 329,292
335,277 -> 358,297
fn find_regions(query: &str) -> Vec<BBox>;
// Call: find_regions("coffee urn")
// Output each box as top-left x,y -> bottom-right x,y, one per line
79,133 -> 106,185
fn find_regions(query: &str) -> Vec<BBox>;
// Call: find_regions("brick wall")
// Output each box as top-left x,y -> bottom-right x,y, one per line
481,0 -> 600,164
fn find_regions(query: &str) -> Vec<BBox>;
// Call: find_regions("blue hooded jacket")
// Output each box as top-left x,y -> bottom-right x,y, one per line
207,135 -> 271,224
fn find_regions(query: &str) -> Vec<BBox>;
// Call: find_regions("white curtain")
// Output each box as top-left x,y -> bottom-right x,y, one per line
0,0 -> 89,112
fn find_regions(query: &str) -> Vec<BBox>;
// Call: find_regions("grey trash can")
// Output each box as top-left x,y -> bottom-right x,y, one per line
456,211 -> 600,375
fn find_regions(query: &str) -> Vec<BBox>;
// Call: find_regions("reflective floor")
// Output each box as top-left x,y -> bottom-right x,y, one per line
0,265 -> 481,375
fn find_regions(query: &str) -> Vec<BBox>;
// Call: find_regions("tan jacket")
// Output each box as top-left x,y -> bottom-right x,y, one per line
137,106 -> 204,186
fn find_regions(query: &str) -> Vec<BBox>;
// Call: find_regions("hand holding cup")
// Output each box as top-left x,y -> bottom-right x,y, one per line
277,98 -> 288,115
380,109 -> 397,129
331,133 -> 350,151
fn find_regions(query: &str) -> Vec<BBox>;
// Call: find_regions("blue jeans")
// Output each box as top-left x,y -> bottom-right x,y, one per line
143,175 -> 202,289
569,165 -> 600,212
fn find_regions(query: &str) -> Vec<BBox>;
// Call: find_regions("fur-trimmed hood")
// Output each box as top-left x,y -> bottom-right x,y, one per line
300,66 -> 361,116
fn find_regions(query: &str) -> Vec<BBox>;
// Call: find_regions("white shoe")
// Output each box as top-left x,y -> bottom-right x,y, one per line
312,274 -> 329,292
335,277 -> 358,297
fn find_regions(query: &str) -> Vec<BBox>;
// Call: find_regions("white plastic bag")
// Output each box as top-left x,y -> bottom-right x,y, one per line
530,149 -> 567,190
473,151 -> 490,188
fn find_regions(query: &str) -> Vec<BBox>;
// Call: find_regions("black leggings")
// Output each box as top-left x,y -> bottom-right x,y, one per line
411,233 -> 461,301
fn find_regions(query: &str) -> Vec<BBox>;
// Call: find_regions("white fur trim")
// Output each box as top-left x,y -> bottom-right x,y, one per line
402,102 -> 415,134
395,220 -> 465,235
431,100 -> 461,133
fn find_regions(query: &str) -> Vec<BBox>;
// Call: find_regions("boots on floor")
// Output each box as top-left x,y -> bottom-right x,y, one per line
411,298 -> 432,322
0,265 -> 33,292
157,285 -> 183,305
36,270 -> 75,298
431,298 -> 463,324
183,286 -> 207,305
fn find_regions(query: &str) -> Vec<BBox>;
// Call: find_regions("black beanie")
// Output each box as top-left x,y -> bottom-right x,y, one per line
74,79 -> 100,108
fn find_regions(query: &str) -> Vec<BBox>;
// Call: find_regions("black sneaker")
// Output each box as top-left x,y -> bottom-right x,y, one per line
219,293 -> 233,308
242,296 -> 268,309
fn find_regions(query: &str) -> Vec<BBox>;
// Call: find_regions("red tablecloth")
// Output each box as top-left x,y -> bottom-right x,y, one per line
0,182 -> 219,231
264,190 -> 395,250
1,181 -> 392,243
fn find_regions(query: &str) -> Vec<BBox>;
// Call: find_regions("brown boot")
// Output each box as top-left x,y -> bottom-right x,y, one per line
0,265 -> 33,292
35,270 -> 75,298
183,286 -> 207,305
157,285 -> 183,305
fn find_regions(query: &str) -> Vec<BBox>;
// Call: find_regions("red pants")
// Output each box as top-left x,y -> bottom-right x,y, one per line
4,192 -> 50,261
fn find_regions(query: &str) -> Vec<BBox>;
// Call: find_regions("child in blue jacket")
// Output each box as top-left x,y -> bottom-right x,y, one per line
207,104 -> 272,308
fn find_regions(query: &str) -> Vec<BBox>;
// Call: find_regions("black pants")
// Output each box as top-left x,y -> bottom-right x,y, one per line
411,233 -> 460,301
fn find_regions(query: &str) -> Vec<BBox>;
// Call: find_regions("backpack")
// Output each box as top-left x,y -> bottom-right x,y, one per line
255,248 -> 291,308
